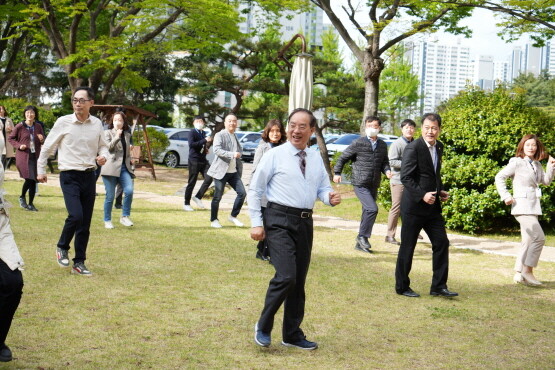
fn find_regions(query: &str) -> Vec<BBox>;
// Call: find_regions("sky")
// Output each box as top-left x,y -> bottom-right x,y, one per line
322,5 -> 531,63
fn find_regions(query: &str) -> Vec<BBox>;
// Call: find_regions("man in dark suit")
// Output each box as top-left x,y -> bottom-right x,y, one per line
183,116 -> 213,211
395,113 -> 458,298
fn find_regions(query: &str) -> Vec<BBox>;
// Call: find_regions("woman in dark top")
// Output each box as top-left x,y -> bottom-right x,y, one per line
8,106 -> 44,211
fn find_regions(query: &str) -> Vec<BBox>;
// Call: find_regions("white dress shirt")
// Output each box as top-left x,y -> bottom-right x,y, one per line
425,140 -> 438,171
37,113 -> 109,175
248,141 -> 332,228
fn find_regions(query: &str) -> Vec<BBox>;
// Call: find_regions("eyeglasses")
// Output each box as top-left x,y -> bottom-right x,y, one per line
72,98 -> 91,104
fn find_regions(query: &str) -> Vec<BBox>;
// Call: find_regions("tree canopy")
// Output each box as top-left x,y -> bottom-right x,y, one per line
310,0 -> 473,130
12,0 -> 242,103
429,0 -> 555,46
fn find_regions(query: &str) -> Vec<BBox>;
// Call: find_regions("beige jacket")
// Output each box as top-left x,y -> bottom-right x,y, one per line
100,129 -> 134,177
0,117 -> 15,158
495,157 -> 554,215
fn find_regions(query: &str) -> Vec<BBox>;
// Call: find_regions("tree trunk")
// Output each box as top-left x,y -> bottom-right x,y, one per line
361,51 -> 385,132
314,124 -> 332,179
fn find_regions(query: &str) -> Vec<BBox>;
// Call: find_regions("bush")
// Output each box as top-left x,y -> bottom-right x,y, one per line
330,151 -> 352,179
132,127 -> 169,162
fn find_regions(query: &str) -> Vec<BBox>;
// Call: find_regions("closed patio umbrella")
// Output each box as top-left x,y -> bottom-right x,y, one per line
288,53 -> 313,114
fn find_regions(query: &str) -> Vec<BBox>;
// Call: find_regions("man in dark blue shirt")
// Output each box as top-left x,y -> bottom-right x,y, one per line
184,116 -> 213,211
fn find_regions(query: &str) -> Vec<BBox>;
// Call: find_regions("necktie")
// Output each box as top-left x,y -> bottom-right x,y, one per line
430,145 -> 437,172
297,150 -> 306,177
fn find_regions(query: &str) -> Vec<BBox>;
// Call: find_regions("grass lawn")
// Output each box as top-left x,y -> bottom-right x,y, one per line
2,179 -> 554,369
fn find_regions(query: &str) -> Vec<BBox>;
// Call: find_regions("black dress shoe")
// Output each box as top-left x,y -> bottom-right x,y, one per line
355,243 -> 372,253
356,236 -> 372,249
397,288 -> 420,298
430,288 -> 459,297
385,236 -> 400,245
0,343 -> 12,362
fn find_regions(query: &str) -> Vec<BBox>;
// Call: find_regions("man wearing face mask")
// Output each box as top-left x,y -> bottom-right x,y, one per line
184,116 -> 213,211
333,116 -> 392,253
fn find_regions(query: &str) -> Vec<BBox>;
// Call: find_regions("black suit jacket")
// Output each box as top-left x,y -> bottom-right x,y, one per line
188,129 -> 210,162
400,137 -> 444,216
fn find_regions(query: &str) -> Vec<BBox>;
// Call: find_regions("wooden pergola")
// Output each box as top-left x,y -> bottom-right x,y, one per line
92,105 -> 158,180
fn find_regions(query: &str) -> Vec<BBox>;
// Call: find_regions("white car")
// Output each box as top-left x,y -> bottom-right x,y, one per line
326,133 -> 398,158
155,128 -> 214,168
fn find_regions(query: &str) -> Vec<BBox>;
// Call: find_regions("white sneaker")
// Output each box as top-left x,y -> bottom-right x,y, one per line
120,216 -> 134,227
211,219 -> 222,228
105,221 -> 114,229
183,204 -> 194,212
228,216 -> 244,227
192,196 -> 205,209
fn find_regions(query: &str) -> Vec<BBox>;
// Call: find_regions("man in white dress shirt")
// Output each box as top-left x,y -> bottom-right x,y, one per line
249,108 -> 341,350
37,87 -> 109,276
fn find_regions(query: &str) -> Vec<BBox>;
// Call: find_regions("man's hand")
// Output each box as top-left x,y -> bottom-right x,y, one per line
19,144 -> 27,150
439,190 -> 449,202
234,152 -> 241,158
37,134 -> 44,142
96,156 -> 107,166
116,129 -> 123,137
329,191 -> 341,206
250,226 -> 265,241
423,191 -> 437,204
505,197 -> 514,205
333,175 -> 342,183
206,136 -> 213,143
37,174 -> 47,183
385,170 -> 393,179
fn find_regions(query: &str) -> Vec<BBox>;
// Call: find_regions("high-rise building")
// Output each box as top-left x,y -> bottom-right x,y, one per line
475,55 -> 494,90
524,44 -> 543,76
509,40 -> 555,80
544,40 -> 555,77
404,38 -> 473,114
493,60 -> 510,86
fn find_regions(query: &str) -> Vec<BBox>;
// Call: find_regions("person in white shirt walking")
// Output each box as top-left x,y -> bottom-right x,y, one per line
37,87 -> 109,276
249,108 -> 341,350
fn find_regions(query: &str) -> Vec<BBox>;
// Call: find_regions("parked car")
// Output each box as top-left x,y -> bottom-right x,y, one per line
241,138 -> 261,163
133,124 -> 164,133
236,131 -> 261,144
326,133 -> 398,158
155,128 -> 214,168
309,134 -> 342,150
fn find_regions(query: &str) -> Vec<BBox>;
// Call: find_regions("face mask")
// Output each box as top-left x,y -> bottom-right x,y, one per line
365,127 -> 379,137
194,122 -> 204,130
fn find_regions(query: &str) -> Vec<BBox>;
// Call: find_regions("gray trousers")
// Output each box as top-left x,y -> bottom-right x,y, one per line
353,185 -> 378,238
514,215 -> 545,271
